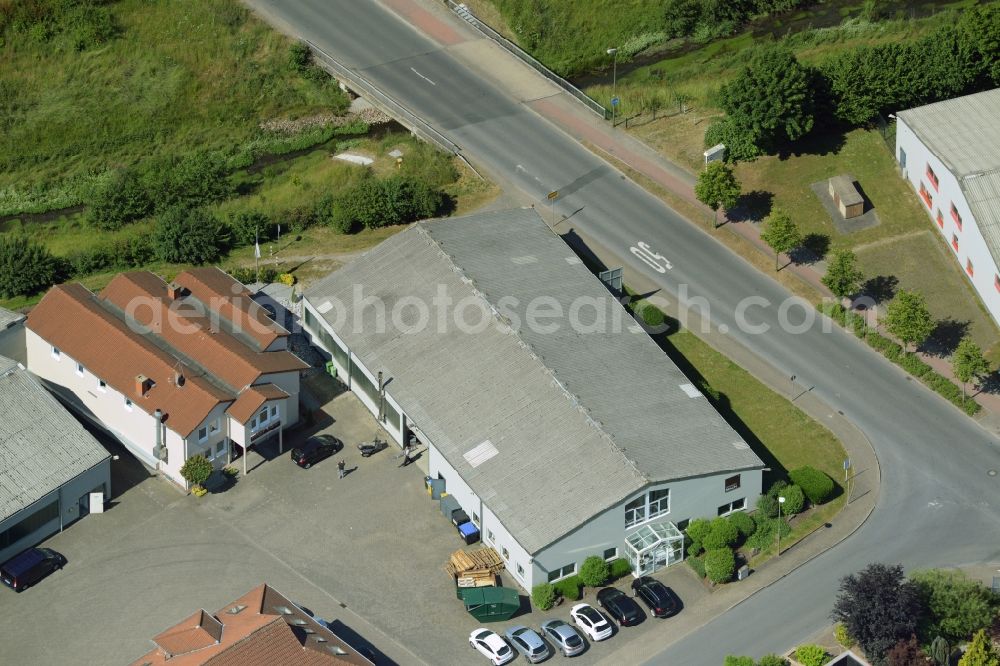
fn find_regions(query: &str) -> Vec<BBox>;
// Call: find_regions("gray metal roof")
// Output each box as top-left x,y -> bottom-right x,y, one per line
305,209 -> 762,553
0,356 -> 109,522
0,306 -> 24,330
898,88 -> 1000,268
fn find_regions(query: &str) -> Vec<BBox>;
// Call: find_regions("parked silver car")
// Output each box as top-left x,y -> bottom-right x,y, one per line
540,619 -> 585,657
504,625 -> 551,663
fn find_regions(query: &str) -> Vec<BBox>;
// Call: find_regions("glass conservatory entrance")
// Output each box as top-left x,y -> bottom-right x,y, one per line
625,521 -> 685,577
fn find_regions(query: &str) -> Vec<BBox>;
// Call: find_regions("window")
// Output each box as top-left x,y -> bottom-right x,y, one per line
258,408 -> 268,424
936,209 -> 944,228
487,530 -> 494,543
952,234 -> 959,252
198,427 -> 208,443
603,547 -> 618,561
216,440 -> 226,455
204,446 -> 214,460
472,512 -> 480,525
502,547 -> 509,560
648,488 -> 670,518
625,496 -> 646,527
269,405 -> 278,418
75,363 -> 84,377
725,475 -> 741,492
250,417 -> 257,429
209,419 -> 220,434
0,500 -> 59,548
899,147 -> 907,169
516,563 -> 525,577
926,164 -> 939,191
951,203 -> 962,230
124,397 -> 133,411
967,259 -> 974,277
676,519 -> 690,532
717,499 -> 746,516
51,346 -> 61,360
919,182 -> 933,208
546,563 -> 577,583
995,275 -> 1000,293
98,378 -> 107,392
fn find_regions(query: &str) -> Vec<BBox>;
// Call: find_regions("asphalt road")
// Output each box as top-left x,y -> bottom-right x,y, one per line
245,1 -> 1000,662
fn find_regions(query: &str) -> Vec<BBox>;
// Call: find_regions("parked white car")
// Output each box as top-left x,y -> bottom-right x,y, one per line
570,603 -> 613,641
470,628 -> 516,665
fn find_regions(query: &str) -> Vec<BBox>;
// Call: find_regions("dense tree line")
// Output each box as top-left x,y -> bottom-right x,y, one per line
662,0 -> 808,40
707,5 -> 1000,161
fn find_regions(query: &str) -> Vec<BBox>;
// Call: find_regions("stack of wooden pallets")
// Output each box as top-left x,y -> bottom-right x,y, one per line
444,547 -> 505,587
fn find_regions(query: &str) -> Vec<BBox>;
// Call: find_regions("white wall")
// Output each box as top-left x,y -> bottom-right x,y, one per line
257,371 -> 300,426
896,121 -> 1000,326
481,505 -> 534,589
428,445 -> 480,524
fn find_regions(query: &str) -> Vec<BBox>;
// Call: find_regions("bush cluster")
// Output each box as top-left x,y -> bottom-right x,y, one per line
553,576 -> 582,601
789,466 -> 835,505
609,558 -> 632,581
227,266 -> 280,285
818,303 -> 980,415
316,175 -> 444,231
65,232 -> 155,277
702,517 -> 740,551
746,515 -> 792,552
704,548 -> 736,584
531,583 -> 556,610
152,206 -> 230,265
688,554 -> 707,580
579,555 -> 610,587
725,656 -> 788,666
0,235 -> 63,298
0,0 -> 119,51
794,644 -> 827,666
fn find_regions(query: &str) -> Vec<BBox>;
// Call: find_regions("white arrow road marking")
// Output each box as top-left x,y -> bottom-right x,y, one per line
410,67 -> 436,85
630,241 -> 672,273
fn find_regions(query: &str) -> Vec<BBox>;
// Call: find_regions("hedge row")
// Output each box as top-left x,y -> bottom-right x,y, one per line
819,302 -> 979,415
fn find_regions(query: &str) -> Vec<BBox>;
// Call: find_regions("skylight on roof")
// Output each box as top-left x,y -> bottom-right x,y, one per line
565,256 -> 582,264
511,255 -> 538,265
273,606 -> 293,615
226,605 -> 247,615
679,383 -> 702,398
732,441 -> 750,450
464,440 -> 499,468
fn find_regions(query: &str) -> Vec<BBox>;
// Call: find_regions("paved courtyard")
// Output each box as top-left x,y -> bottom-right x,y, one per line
0,381 -> 707,665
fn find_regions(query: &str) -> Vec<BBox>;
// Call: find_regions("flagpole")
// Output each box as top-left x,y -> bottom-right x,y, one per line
254,229 -> 260,283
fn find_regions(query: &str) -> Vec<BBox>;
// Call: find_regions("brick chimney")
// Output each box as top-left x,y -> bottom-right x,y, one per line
166,282 -> 184,300
135,374 -> 153,397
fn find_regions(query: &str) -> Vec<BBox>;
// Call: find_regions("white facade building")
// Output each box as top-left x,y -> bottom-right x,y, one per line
895,89 -> 1000,325
304,209 -> 764,592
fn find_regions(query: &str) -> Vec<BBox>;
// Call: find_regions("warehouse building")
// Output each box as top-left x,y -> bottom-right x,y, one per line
0,355 -> 110,564
303,209 -> 764,591
895,88 -> 1000,326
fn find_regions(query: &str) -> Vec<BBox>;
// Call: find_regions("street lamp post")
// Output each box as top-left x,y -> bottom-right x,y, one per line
777,496 -> 786,556
607,47 -> 618,127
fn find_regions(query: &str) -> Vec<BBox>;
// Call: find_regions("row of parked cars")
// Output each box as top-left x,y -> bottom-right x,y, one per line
470,577 -> 681,663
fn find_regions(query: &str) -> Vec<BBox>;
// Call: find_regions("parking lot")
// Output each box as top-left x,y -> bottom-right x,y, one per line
0,379 -> 706,665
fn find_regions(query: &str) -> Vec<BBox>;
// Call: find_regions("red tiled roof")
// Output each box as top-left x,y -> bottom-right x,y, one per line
174,268 -> 288,351
129,584 -> 370,666
26,284 -> 229,437
227,384 -> 289,425
100,273 -> 306,392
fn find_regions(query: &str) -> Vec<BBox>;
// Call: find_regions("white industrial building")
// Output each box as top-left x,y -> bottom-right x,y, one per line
303,209 -> 764,591
895,88 -> 1000,325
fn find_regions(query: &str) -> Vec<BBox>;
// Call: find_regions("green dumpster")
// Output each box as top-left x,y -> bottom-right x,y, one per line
324,361 -> 337,378
457,586 -> 520,623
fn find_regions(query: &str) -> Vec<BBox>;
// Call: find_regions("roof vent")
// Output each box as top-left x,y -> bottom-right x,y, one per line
226,604 -> 247,615
135,374 -> 153,397
166,282 -> 185,300
174,370 -> 185,387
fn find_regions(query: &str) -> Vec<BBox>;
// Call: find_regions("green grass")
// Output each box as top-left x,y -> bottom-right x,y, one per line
0,0 -> 347,200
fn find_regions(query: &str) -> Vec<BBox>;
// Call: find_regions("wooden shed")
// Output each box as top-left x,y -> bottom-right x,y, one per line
828,175 -> 864,219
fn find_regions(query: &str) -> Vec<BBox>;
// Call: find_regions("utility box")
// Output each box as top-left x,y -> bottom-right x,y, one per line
704,143 -> 726,165
737,564 -> 750,581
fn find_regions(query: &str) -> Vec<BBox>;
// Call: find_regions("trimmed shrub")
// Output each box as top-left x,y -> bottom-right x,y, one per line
553,576 -> 582,601
793,644 -> 827,666
531,583 -> 556,611
834,622 -> 855,648
728,511 -> 756,539
724,657 -> 756,666
687,539 -> 704,558
688,555 -> 706,580
746,517 -> 791,552
705,548 -> 736,584
179,454 -> 213,488
0,235 -> 62,298
609,558 -> 632,580
756,493 -> 779,519
789,466 -> 835,505
758,655 -> 789,666
152,206 -> 229,265
780,485 -> 805,515
579,555 -> 611,587
686,517 -> 712,544
703,516 -> 740,550
767,479 -> 789,499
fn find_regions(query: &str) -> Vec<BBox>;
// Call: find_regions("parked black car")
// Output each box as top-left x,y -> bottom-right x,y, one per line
631,576 -> 681,618
290,434 -> 343,469
596,586 -> 644,626
1,547 -> 66,592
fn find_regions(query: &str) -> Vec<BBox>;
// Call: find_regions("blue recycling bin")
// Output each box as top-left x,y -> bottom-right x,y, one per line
457,521 -> 480,545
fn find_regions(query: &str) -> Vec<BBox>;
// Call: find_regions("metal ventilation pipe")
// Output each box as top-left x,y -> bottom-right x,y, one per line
153,409 -> 164,462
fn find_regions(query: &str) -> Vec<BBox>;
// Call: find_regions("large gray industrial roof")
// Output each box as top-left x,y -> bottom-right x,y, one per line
0,306 -> 24,330
306,209 -> 762,553
0,356 -> 109,522
898,88 -> 1000,268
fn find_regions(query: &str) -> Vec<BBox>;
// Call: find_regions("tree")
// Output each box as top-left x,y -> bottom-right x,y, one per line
832,563 -> 923,663
930,636 -> 950,666
911,569 -> 1000,644
719,46 -> 815,153
578,555 -> 610,587
227,211 -> 273,247
704,548 -> 736,584
822,249 -> 865,299
336,175 -> 442,230
152,206 -> 229,265
695,161 -> 741,227
179,454 -> 214,488
795,644 -> 828,666
760,208 -> 802,270
885,290 -> 934,353
531,583 -> 556,610
0,235 -> 62,298
779,485 -> 805,515
951,338 -> 991,402
957,629 -> 1000,666
888,635 -> 933,666
88,168 -> 153,230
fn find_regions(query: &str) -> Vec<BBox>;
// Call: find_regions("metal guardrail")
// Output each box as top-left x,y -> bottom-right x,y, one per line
306,40 -> 461,156
444,1 -> 609,120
